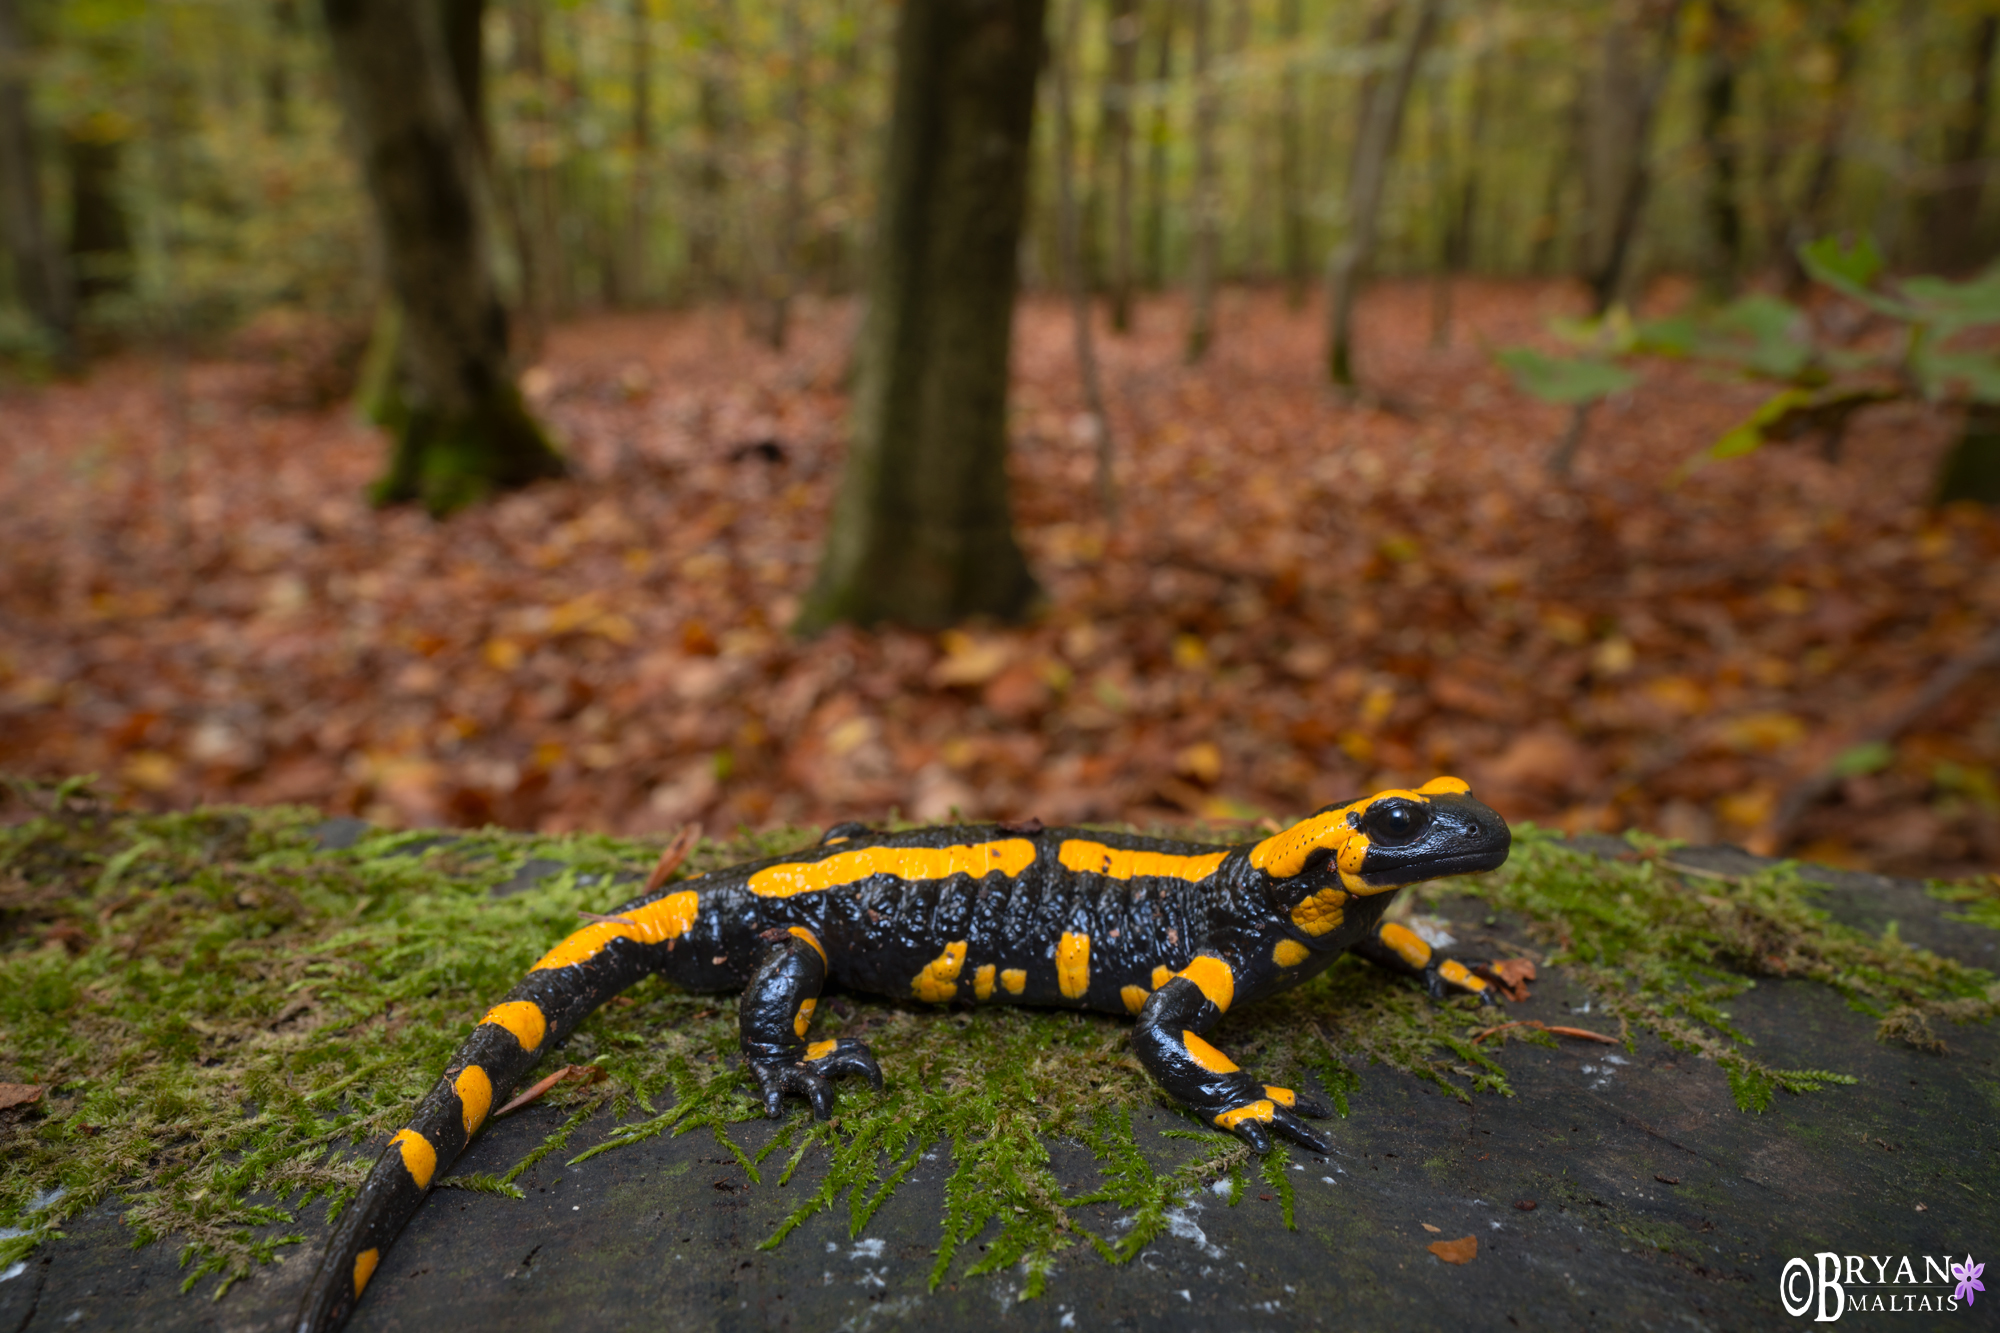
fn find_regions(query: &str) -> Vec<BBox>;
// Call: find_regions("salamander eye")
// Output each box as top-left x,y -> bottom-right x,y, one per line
1361,799 -> 1430,846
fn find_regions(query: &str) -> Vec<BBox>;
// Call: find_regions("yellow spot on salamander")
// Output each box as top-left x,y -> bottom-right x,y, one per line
912,941 -> 968,1003
479,1000 -> 546,1052
1290,888 -> 1346,936
1057,932 -> 1091,1000
805,1039 -> 838,1061
1264,1085 -> 1297,1107
1151,965 -> 1173,990
1000,968 -> 1027,995
1182,1031 -> 1239,1073
530,890 -> 700,971
1177,955 -> 1235,1013
793,997 -> 817,1039
974,964 -> 996,1000
1379,921 -> 1432,969
1056,840 -> 1229,882
1272,938 -> 1311,967
454,1065 -> 492,1137
748,839 -> 1037,898
1215,1100 -> 1276,1131
1438,958 -> 1486,989
1120,985 -> 1149,1014
1417,776 -> 1470,796
391,1128 -> 436,1190
788,926 -> 827,967
352,1248 -> 379,1297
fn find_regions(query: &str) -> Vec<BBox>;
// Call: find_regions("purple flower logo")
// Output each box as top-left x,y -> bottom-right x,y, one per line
1954,1256 -> 1985,1306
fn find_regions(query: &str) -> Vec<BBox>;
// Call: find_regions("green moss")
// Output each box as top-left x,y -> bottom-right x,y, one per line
1928,873 -> 2000,933
1,792 -> 1994,1306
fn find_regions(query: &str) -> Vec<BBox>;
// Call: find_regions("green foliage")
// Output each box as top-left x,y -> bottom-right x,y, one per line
1830,740 -> 1896,778
1497,235 -> 2000,475
1,795 -> 1993,1308
1496,346 -> 1638,405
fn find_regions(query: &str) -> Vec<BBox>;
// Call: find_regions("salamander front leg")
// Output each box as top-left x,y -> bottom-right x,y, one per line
1353,919 -> 1498,1004
739,927 -> 882,1119
1133,960 -> 1332,1153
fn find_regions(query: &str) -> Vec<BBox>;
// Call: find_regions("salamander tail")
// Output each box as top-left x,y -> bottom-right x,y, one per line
293,885 -> 701,1333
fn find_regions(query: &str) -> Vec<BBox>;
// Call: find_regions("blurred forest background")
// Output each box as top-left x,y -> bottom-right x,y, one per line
5,0 -> 2000,877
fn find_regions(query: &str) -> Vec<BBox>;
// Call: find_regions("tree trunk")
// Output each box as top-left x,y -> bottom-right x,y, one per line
625,0 -> 651,305
1055,0 -> 1115,520
263,0 -> 300,137
688,0 -> 738,299
1102,0 -> 1138,332
320,0 -> 563,514
1530,82 -> 1584,274
1697,1 -> 1745,298
0,0 -> 74,365
1585,0 -> 1683,317
1277,0 -> 1307,309
1926,12 -> 1999,273
1779,0 -> 1857,292
507,0 -> 556,343
1141,0 -> 1174,291
1185,0 -> 1218,363
797,0 -> 1044,632
1937,403 -> 2000,506
762,0 -> 808,348
65,119 -> 133,300
1324,0 -> 1441,388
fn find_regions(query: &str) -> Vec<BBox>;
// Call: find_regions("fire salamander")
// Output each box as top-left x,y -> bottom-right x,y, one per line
296,776 -> 1510,1331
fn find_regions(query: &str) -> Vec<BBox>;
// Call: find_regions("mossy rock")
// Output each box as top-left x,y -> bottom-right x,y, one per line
2,782 -> 1996,1330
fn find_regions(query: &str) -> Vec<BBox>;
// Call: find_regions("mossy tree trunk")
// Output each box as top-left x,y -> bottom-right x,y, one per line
320,0 -> 563,515
796,0 -> 1043,633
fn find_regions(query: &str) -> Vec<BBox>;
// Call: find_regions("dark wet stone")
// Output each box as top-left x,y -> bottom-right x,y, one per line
307,817 -> 374,851
491,857 -> 570,900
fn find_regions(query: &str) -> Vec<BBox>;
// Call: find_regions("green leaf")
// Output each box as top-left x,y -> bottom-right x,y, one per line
1495,347 -> 1637,405
1705,294 -> 1812,380
1798,234 -> 1920,320
1798,234 -> 1885,293
1830,741 -> 1894,778
1913,348 -> 2000,403
1897,266 -> 2000,334
1633,313 -> 1698,357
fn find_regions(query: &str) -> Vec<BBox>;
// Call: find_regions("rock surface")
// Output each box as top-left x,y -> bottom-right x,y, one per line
4,844 -> 1994,1333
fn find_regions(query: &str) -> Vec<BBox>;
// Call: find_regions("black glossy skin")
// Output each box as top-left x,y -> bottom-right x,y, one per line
296,781 -> 1511,1333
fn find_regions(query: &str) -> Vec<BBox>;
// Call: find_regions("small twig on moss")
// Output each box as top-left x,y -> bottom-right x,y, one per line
1472,1020 -> 1618,1045
644,823 -> 702,893
576,911 -> 638,927
494,1064 -> 604,1119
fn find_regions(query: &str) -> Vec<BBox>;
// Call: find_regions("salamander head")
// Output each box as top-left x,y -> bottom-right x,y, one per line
1249,777 -> 1511,896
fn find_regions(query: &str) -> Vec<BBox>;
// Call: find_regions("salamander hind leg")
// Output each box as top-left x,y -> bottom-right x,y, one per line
1353,919 -> 1499,1005
1133,959 -> 1334,1154
739,927 -> 882,1119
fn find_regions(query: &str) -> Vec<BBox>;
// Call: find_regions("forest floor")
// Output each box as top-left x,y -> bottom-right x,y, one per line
1,280 -> 1996,877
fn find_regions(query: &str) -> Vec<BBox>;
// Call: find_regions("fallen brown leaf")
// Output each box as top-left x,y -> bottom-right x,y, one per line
1655,1174 -> 1680,1185
644,823 -> 702,893
0,1083 -> 46,1110
1514,1200 -> 1537,1211
1472,1019 -> 1619,1045
1428,1235 -> 1478,1264
492,1064 -> 605,1119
